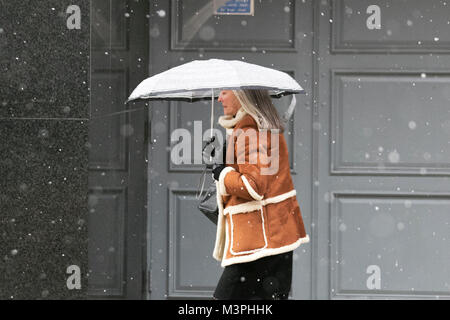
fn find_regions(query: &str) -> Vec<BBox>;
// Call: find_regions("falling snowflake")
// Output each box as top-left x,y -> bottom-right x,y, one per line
388,150 -> 400,163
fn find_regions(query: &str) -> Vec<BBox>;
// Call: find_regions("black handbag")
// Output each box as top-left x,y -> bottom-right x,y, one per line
196,136 -> 225,225
197,167 -> 218,225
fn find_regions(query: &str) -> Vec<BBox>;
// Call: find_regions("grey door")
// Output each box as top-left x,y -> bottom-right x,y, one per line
147,0 -> 314,299
88,0 -> 148,299
315,0 -> 450,299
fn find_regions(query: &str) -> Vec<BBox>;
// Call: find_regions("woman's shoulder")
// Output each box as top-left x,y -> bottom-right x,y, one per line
234,114 -> 258,131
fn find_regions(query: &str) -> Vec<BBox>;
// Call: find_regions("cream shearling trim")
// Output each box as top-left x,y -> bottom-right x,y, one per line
218,107 -> 247,131
223,216 -> 230,262
241,175 -> 264,201
218,166 -> 235,196
221,235 -> 310,267
212,180 -> 226,261
224,202 -> 262,215
263,189 -> 296,205
223,189 -> 297,215
225,128 -> 234,136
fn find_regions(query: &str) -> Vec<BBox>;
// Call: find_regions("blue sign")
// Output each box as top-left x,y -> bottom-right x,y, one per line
214,0 -> 254,15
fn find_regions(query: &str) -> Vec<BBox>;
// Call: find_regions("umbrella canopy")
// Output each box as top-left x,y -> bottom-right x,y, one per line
125,58 -> 305,103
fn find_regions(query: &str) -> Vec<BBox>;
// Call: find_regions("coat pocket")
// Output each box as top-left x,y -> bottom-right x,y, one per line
229,207 -> 268,255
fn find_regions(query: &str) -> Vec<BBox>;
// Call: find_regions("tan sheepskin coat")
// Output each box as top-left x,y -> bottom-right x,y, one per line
213,108 -> 309,267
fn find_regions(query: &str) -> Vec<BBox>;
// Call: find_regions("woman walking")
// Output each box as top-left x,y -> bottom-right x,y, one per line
211,89 -> 309,300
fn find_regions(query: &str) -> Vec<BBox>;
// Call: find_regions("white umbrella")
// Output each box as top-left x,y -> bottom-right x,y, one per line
125,58 -> 305,140
126,58 -> 304,102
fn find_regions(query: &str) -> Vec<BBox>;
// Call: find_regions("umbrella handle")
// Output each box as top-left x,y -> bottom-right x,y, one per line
209,88 -> 214,162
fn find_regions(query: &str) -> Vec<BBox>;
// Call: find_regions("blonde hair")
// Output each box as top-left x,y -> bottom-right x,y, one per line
232,89 -> 285,133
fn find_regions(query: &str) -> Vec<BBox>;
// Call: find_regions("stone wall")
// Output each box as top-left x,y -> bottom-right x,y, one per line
0,0 -> 90,299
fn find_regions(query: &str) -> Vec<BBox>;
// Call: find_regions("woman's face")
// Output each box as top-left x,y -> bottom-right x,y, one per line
218,90 -> 241,116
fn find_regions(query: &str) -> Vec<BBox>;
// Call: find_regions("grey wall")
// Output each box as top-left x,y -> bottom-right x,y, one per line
0,0 -> 89,299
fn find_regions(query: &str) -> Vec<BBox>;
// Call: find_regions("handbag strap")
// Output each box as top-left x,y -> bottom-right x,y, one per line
195,164 -> 207,199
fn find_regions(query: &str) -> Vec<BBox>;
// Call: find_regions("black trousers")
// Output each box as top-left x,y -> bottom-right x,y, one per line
213,251 -> 293,300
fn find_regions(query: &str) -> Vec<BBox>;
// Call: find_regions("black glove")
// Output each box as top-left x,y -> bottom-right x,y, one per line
212,164 -> 226,181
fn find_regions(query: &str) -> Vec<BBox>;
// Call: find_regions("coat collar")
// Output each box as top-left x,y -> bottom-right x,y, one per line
218,107 -> 248,135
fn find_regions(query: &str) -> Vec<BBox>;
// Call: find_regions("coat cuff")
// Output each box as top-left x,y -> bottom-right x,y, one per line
218,166 -> 235,196
241,175 -> 264,201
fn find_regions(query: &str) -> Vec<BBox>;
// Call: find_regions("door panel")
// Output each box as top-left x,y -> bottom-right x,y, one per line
88,0 -> 148,299
316,0 -> 450,299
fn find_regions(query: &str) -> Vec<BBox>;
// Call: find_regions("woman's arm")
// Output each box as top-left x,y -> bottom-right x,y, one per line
217,127 -> 269,201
